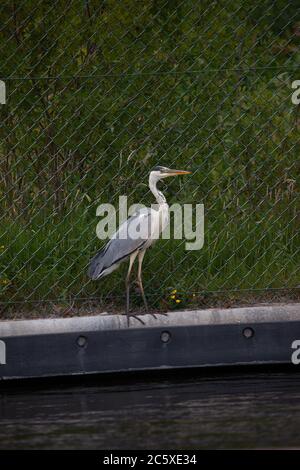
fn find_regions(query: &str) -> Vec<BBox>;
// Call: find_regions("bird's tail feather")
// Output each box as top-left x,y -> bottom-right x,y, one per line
87,248 -> 106,280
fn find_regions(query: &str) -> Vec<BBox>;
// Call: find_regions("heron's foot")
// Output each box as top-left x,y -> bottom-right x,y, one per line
124,311 -> 146,327
140,311 -> 169,320
148,312 -> 157,319
148,311 -> 168,319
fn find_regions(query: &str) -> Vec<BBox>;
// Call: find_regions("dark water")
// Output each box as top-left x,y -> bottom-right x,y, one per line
1,370 -> 300,449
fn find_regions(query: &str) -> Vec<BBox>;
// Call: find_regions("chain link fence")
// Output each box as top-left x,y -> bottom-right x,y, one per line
0,0 -> 299,316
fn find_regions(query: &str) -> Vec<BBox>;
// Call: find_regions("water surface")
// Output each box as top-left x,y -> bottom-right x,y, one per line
1,370 -> 300,449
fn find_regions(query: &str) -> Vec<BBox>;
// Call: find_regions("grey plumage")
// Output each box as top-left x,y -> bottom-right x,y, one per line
87,165 -> 191,324
88,210 -> 151,280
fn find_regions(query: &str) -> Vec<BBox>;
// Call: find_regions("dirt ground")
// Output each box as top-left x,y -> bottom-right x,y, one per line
0,289 -> 299,321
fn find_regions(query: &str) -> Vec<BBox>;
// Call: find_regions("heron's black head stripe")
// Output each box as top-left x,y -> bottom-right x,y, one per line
151,165 -> 168,172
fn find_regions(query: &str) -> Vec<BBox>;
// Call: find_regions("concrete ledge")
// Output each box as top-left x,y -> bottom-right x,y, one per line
1,303 -> 300,337
1,303 -> 300,380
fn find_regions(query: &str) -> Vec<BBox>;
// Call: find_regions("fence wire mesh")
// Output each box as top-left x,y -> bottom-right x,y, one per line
0,0 -> 299,315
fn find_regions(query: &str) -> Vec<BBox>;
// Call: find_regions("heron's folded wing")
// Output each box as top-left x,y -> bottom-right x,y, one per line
88,210 -> 151,279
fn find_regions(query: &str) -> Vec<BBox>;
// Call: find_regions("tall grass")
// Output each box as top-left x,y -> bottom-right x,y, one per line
0,0 -> 299,312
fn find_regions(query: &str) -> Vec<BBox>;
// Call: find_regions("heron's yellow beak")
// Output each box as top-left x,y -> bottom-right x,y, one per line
167,169 -> 192,176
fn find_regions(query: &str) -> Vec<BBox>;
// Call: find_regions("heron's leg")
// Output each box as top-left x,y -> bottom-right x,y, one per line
137,251 -> 158,319
125,252 -> 145,326
126,251 -> 137,315
137,251 -> 169,319
137,251 -> 148,310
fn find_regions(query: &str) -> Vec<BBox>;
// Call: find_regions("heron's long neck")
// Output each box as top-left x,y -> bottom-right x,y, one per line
149,178 -> 167,206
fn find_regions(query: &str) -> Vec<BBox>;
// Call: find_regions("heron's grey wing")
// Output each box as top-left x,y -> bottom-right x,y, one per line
88,209 -> 151,280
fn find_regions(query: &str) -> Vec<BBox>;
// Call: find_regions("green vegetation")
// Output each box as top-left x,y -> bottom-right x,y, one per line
0,0 -> 299,312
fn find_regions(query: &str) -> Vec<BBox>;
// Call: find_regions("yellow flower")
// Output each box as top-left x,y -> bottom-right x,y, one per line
170,295 -> 176,299
175,299 -> 181,304
0,246 -> 4,250
171,289 -> 177,294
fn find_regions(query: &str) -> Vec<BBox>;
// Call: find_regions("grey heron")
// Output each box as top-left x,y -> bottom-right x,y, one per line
88,166 -> 191,324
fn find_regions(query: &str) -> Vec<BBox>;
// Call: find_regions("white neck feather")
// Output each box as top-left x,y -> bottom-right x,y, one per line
149,174 -> 167,205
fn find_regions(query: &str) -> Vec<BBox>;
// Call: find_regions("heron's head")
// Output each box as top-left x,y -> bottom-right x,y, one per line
150,165 -> 191,182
